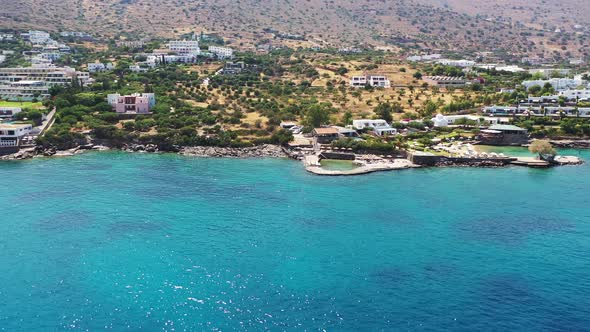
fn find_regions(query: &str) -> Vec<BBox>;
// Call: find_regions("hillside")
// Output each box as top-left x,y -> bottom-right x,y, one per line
1,0 -> 589,59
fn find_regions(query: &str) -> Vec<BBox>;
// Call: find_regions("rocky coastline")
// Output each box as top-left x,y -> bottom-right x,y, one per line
0,143 -> 288,160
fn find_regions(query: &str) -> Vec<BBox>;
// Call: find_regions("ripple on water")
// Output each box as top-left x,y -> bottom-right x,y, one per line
37,210 -> 95,232
455,215 -> 574,246
105,221 -> 167,239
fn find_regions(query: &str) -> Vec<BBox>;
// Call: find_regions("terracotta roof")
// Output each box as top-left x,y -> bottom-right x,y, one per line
313,127 -> 339,135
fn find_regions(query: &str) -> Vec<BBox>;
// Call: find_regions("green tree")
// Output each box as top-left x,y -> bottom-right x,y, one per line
374,103 -> 393,123
305,104 -> 330,128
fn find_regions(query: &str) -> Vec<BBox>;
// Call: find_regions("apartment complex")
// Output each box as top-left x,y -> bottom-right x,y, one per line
107,93 -> 156,114
168,40 -> 201,55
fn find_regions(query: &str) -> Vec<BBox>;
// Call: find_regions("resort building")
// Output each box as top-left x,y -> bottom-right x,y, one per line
25,30 -> 51,45
0,81 -> 51,101
208,46 -> 233,59
107,93 -> 156,114
350,75 -> 391,88
0,66 -> 91,100
478,125 -> 528,146
0,66 -> 91,86
0,107 -> 22,119
0,123 -> 33,147
423,76 -> 467,88
432,114 -> 511,127
435,59 -> 475,68
168,40 -> 201,55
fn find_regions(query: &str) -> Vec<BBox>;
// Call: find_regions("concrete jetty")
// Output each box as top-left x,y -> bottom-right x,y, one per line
305,157 -> 418,176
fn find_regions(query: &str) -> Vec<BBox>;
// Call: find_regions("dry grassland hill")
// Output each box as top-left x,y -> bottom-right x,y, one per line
1,0 -> 589,58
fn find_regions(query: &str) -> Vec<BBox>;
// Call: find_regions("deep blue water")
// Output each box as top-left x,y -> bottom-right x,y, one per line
1,151 -> 590,331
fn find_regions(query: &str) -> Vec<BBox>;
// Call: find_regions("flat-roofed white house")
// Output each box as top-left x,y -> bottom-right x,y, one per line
0,123 -> 33,147
352,119 -> 397,136
350,75 -> 391,88
431,113 -> 511,127
208,46 -> 233,59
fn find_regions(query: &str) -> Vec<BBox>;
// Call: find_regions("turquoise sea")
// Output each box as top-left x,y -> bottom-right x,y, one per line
1,150 -> 590,331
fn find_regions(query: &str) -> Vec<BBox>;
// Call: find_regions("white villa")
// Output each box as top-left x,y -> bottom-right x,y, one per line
350,75 -> 391,88
352,119 -> 397,136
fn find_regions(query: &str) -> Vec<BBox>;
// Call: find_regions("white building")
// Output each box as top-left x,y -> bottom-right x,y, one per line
208,46 -> 233,59
436,59 -> 476,68
350,75 -> 391,88
0,123 -> 33,147
522,78 -> 585,91
431,114 -> 510,127
27,30 -> 51,45
168,40 -> 201,55
0,55 -> 5,64
0,66 -> 91,100
407,54 -> 441,62
352,119 -> 397,136
557,89 -> 590,101
87,62 -> 114,73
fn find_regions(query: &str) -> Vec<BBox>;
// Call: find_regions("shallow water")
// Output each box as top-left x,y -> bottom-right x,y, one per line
319,159 -> 358,171
1,151 -> 590,330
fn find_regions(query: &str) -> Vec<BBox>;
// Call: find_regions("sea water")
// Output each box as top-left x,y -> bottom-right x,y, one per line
1,151 -> 590,331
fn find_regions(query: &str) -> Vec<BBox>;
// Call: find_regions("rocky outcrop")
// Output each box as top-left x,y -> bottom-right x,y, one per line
549,140 -> 590,149
179,144 -> 287,158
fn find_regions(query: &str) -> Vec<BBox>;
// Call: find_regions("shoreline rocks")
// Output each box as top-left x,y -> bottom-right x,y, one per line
549,139 -> 590,149
179,144 -> 287,158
